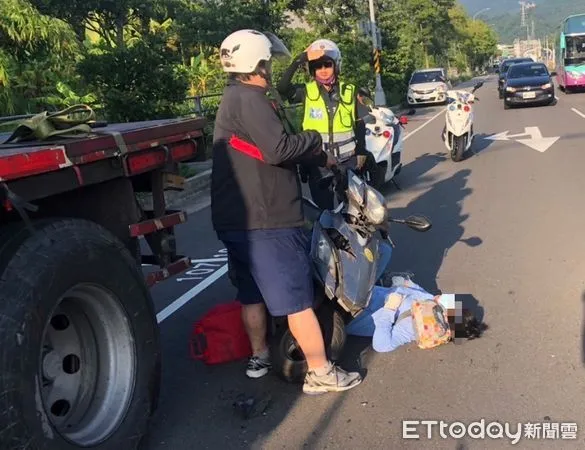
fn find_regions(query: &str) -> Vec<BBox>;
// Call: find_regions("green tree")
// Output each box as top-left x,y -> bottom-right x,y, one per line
0,0 -> 79,114
30,0 -> 171,49
465,20 -> 498,70
171,0 -> 291,99
78,33 -> 188,122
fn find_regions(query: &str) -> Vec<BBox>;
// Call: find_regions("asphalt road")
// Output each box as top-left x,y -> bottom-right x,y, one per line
144,75 -> 585,449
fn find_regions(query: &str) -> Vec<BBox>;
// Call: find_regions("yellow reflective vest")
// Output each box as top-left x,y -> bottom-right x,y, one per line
301,80 -> 357,160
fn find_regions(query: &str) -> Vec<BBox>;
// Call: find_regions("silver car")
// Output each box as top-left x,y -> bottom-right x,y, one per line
407,68 -> 450,106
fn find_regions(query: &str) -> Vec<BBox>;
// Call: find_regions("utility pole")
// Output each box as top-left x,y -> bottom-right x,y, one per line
368,0 -> 386,106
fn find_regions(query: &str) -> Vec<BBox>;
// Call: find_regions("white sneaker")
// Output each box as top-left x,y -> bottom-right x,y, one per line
246,356 -> 271,379
303,364 -> 362,394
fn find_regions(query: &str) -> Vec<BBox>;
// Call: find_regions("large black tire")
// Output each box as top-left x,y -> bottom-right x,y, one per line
0,218 -> 160,450
270,301 -> 346,384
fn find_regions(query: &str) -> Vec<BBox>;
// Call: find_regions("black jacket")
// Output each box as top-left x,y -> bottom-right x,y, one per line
211,79 -> 327,232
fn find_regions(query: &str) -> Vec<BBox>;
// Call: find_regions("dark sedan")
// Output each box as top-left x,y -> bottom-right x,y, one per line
503,62 -> 555,109
497,57 -> 533,98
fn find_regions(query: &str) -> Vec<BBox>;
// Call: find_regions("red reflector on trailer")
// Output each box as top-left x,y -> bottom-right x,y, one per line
127,151 -> 166,174
0,148 -> 69,181
170,141 -> 196,161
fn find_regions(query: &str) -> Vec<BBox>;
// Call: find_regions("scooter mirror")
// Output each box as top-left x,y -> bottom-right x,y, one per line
404,215 -> 432,232
473,82 -> 484,92
358,87 -> 373,100
399,116 -> 409,125
389,215 -> 432,232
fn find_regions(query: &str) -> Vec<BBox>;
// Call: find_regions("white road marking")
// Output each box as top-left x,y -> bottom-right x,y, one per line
190,257 -> 228,263
571,107 -> 585,119
403,107 -> 446,141
484,127 -> 560,152
157,264 -> 228,323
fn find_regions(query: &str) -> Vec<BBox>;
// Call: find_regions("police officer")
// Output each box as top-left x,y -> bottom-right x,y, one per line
277,39 -> 368,210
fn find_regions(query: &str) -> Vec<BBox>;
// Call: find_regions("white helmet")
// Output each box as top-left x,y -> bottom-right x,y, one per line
219,29 -> 291,74
307,39 -> 342,72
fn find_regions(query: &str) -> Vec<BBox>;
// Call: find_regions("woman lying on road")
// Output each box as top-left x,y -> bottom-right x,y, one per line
346,275 -> 488,352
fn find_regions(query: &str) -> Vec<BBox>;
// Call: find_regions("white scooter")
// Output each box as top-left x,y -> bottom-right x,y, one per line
360,90 -> 411,189
442,81 -> 484,162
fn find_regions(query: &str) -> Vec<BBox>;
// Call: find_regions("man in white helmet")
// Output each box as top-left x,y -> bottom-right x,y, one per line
277,38 -> 369,210
211,29 -> 362,394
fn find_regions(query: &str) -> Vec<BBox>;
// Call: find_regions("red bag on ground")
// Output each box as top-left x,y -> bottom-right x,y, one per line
189,301 -> 252,365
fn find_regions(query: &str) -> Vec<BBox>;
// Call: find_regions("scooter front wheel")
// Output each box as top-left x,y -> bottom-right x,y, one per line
270,301 -> 346,384
451,135 -> 465,162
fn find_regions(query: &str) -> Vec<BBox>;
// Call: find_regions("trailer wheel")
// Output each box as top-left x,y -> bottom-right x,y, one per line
0,218 -> 160,450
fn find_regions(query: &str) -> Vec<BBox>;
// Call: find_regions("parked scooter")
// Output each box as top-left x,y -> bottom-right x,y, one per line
359,88 -> 412,189
442,81 -> 484,162
270,167 -> 432,383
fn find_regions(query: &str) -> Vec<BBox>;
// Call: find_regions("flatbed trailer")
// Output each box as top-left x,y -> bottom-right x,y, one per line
0,116 -> 207,449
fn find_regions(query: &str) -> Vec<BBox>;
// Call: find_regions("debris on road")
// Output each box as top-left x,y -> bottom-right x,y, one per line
233,393 -> 271,419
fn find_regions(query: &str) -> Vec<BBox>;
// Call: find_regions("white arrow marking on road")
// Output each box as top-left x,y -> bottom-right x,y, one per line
484,126 -> 560,152
485,130 -> 512,140
516,127 -> 560,153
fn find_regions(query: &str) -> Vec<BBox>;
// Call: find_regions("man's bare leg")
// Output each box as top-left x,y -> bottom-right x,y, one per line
242,303 -> 268,355
287,308 -> 328,369
289,307 -> 363,394
242,303 -> 271,378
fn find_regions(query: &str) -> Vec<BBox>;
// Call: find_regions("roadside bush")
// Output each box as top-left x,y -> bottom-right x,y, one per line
78,36 -> 188,123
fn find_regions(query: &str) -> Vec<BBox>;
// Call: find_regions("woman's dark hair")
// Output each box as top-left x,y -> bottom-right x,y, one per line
451,310 -> 488,340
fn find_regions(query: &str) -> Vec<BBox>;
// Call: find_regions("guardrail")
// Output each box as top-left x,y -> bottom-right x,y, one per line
186,93 -> 223,116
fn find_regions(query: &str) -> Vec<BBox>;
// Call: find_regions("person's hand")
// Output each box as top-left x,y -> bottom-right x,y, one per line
325,152 -> 337,169
305,44 -> 325,62
356,154 -> 367,170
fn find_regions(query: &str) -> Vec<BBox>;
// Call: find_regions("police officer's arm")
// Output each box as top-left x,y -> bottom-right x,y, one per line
276,53 -> 307,104
241,91 -> 327,166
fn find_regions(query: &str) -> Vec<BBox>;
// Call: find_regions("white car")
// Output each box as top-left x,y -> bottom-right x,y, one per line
407,68 -> 450,106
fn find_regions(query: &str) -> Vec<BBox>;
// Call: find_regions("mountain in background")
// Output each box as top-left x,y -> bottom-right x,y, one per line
458,0 -> 585,43
458,0 -> 522,16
